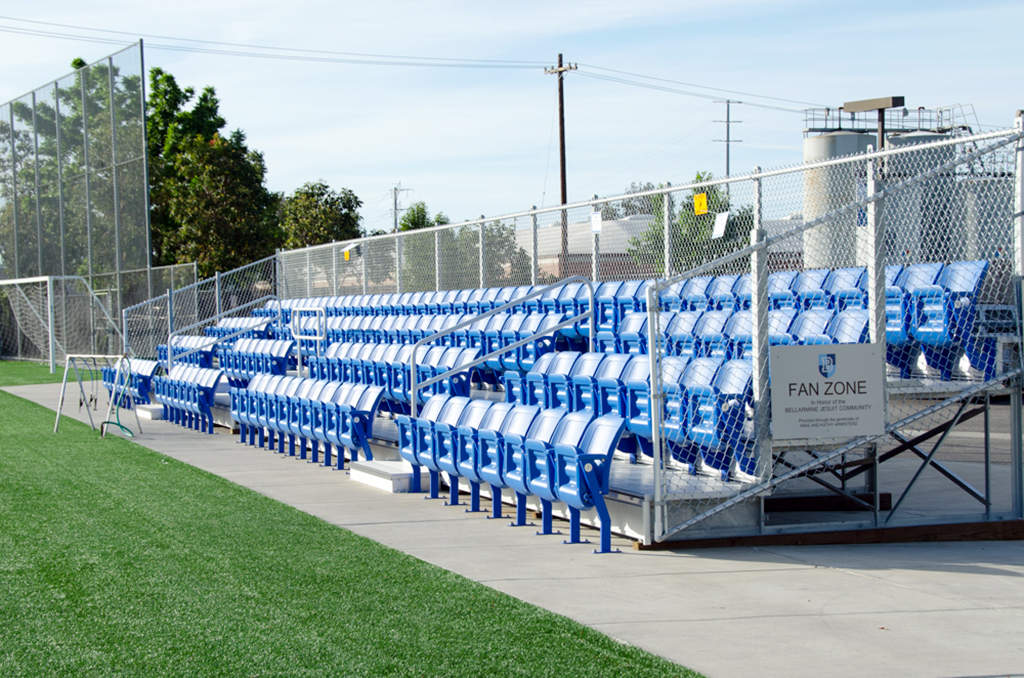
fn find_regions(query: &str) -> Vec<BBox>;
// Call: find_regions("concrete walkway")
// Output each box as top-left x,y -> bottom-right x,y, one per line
13,382 -> 1024,678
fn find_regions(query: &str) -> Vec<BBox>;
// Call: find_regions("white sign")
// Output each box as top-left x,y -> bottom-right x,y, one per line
711,211 -> 729,239
769,343 -> 885,440
590,212 -> 602,233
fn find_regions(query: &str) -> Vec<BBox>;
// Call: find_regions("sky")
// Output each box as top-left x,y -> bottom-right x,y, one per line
1,0 -> 1022,233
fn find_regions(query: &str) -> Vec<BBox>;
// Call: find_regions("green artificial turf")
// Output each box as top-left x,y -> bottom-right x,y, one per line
0,364 -> 702,677
0,359 -> 70,386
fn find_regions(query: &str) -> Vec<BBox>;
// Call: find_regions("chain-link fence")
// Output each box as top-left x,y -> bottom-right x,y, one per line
123,256 -> 275,359
0,262 -> 194,366
644,125 -> 1024,542
0,43 -> 149,286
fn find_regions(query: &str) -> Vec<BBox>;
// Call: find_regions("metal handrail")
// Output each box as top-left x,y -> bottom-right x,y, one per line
409,275 -> 596,417
167,295 -> 281,370
290,307 -> 327,378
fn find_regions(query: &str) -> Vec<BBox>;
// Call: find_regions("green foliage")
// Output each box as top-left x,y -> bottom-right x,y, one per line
0,385 -> 701,677
396,202 -> 530,292
147,68 -> 232,268
627,172 -> 752,277
281,181 -> 362,249
165,133 -> 281,278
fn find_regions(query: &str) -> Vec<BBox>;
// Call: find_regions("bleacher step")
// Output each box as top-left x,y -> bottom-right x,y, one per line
351,460 -> 420,493
135,404 -> 164,421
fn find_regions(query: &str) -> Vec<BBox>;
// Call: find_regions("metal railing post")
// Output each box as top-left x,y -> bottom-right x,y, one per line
166,288 -> 174,371
750,168 -> 771,479
648,285 -> 664,541
591,196 -> 600,282
1013,112 -> 1024,277
396,234 -> 402,293
663,182 -> 672,277
435,230 -> 441,291
305,250 -> 311,297
479,217 -> 486,288
215,271 -> 222,317
531,207 -> 539,286
866,150 -> 886,346
122,308 -> 129,356
46,277 -> 56,373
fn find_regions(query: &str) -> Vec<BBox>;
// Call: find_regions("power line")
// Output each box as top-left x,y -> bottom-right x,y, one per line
577,62 -> 826,108
573,70 -> 807,113
0,16 -> 547,69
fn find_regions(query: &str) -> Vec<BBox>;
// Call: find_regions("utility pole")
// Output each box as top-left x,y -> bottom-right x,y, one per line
545,54 -> 576,276
714,100 -> 743,194
392,182 -> 412,233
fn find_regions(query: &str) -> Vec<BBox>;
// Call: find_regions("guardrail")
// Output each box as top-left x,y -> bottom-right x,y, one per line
409,275 -> 596,417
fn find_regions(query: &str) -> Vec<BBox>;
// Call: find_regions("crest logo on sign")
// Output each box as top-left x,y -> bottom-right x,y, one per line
818,354 -> 836,378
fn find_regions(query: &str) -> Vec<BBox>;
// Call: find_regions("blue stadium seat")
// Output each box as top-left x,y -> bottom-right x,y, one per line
524,410 -> 597,536
547,351 -> 606,410
771,269 -> 829,310
886,262 -> 943,378
665,310 -> 704,357
503,408 -> 571,531
911,260 -> 991,379
553,414 -> 628,553
788,308 -> 836,345
478,405 -> 542,524
456,401 -> 517,516
436,398 -> 495,508
686,359 -> 753,480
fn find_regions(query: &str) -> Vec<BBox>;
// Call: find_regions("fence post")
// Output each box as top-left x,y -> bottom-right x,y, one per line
866,150 -> 886,346
749,168 -> 771,479
122,308 -> 129,356
166,288 -> 174,370
46,277 -> 56,373
479,217 -> 486,288
531,207 -> 539,286
396,234 -> 403,293
361,247 -> 368,295
435,230 -> 441,292
663,182 -> 672,277
215,271 -> 222,317
332,245 -> 338,296
1012,112 -> 1024,519
591,196 -> 599,282
306,250 -> 311,298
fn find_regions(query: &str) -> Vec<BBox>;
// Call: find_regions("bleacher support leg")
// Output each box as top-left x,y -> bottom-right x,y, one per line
288,434 -> 296,457
310,440 -> 319,464
238,422 -> 247,444
510,492 -> 532,527
487,485 -> 505,519
278,433 -> 285,454
563,507 -> 588,545
299,438 -> 308,460
536,499 -> 557,535
446,474 -> 461,506
267,428 -> 276,448
335,447 -> 346,471
427,470 -> 440,500
593,497 -> 618,554
248,424 -> 256,446
258,426 -> 265,448
409,465 -> 421,492
465,482 -> 482,513
322,442 -> 332,467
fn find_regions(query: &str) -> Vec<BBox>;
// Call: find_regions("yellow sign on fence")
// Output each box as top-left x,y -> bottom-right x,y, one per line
694,193 -> 708,215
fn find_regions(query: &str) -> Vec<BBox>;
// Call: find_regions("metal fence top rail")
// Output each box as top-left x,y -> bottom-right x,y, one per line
651,127 -> 1024,292
279,126 -> 1021,256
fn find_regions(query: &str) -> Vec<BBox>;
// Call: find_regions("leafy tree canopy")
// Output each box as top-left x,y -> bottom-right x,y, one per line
399,201 -> 449,231
166,133 -> 281,278
281,181 -> 362,249
626,172 -> 752,277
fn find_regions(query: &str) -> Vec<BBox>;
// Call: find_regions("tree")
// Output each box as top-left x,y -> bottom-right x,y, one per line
398,202 -> 450,291
627,172 -> 752,277
281,181 -> 362,249
165,133 -> 281,278
146,68 -> 231,267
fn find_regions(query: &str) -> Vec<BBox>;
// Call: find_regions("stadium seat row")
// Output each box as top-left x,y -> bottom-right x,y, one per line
396,396 -> 627,553
152,365 -> 225,434
230,375 -> 386,469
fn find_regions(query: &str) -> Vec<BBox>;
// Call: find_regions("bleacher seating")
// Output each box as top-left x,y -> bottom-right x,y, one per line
152,365 -> 226,434
147,258 -> 1004,553
157,335 -> 218,368
101,358 -> 162,407
218,338 -> 295,387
